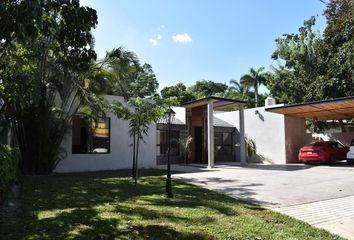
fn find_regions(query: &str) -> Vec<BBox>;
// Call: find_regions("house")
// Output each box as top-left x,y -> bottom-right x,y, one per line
55,95 -> 312,172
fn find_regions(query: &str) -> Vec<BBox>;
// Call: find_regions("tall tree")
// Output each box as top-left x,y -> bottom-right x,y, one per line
227,78 -> 261,108
101,47 -> 140,100
320,0 -> 354,98
267,3 -> 353,104
240,67 -> 267,107
0,0 -> 98,174
88,48 -> 158,99
229,78 -> 250,96
111,97 -> 162,184
267,17 -> 324,104
129,63 -> 159,98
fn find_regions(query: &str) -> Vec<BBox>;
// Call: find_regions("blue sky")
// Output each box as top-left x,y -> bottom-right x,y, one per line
81,0 -> 327,93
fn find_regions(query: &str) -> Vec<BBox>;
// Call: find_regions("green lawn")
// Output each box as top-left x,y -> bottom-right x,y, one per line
0,170 -> 341,240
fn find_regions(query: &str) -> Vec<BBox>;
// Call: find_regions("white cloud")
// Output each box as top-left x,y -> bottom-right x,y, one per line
172,33 -> 192,43
149,34 -> 162,46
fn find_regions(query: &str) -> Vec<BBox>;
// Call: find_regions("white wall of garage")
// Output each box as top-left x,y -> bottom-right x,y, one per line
215,105 -> 311,164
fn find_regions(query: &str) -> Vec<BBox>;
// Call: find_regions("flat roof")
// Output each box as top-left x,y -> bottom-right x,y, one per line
181,96 -> 246,110
266,96 -> 354,120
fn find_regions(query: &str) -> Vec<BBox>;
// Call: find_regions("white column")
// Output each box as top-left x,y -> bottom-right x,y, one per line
239,104 -> 246,165
207,101 -> 214,168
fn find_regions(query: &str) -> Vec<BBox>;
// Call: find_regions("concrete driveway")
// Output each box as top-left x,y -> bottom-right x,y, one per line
170,163 -> 354,239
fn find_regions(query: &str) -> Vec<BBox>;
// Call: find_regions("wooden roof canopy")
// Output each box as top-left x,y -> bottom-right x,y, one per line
181,96 -> 246,110
266,96 -> 354,120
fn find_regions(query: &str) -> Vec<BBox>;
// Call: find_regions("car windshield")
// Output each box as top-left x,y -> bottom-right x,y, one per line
306,142 -> 327,147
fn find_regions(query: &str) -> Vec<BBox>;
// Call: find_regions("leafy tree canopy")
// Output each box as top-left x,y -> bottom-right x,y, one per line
189,79 -> 228,98
267,16 -> 323,104
87,47 -> 158,99
0,0 -> 98,174
267,0 -> 353,104
160,82 -> 197,106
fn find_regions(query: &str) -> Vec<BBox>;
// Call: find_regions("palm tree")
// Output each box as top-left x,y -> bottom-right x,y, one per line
240,67 -> 267,107
229,78 -> 250,96
105,47 -> 140,100
87,47 -> 140,100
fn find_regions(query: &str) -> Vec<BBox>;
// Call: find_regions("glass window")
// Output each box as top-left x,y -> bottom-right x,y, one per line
72,115 -> 110,154
214,132 -> 222,145
336,142 -> 344,149
215,132 -> 233,162
156,130 -> 180,156
223,133 -> 232,145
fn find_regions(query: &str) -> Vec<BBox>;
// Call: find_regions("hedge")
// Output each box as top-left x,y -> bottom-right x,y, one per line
0,144 -> 19,200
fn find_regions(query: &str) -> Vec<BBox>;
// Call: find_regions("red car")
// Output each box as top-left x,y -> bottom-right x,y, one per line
298,141 -> 349,164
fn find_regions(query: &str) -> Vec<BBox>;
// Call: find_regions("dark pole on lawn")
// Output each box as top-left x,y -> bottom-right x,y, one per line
165,106 -> 175,198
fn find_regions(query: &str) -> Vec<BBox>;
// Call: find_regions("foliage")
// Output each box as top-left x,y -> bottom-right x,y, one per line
0,0 -> 98,174
88,47 -> 159,99
111,98 -> 163,183
268,17 -> 323,104
130,63 -> 159,98
0,145 -> 19,199
267,1 -> 353,104
240,67 -> 267,107
245,137 -> 257,158
178,135 -> 193,165
229,79 -> 250,96
160,77 -> 268,109
227,77 -> 267,108
267,2 -> 353,131
179,135 -> 193,152
0,0 -> 42,56
189,79 -> 228,98
160,82 -> 197,106
321,0 -> 354,99
1,170 -> 340,239
160,80 -> 229,106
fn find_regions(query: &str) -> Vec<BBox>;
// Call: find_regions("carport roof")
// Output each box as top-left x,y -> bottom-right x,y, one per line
265,96 -> 354,120
181,96 -> 246,110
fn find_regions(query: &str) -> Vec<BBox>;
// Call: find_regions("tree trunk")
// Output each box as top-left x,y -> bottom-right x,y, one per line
132,131 -> 136,179
254,82 -> 258,108
134,131 -> 140,185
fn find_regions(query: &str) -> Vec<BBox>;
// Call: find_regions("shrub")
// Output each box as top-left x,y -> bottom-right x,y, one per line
245,137 -> 257,158
0,144 -> 19,200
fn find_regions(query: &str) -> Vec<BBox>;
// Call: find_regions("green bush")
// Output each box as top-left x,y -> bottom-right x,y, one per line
0,145 -> 19,199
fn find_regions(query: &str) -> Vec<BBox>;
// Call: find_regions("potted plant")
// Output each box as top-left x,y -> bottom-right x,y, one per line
179,135 -> 192,166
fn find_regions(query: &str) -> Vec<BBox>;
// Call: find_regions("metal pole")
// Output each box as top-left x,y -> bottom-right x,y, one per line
165,110 -> 173,198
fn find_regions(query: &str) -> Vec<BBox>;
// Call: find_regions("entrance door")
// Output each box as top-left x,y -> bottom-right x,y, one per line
194,127 -> 203,163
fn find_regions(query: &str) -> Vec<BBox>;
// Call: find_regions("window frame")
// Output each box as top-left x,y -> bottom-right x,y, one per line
156,130 -> 180,157
214,132 -> 234,161
71,115 -> 111,154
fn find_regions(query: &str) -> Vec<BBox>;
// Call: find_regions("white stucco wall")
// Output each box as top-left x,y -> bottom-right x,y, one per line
55,95 -> 157,173
172,106 -> 186,124
215,105 -> 311,164
215,105 -> 287,164
284,116 -> 311,163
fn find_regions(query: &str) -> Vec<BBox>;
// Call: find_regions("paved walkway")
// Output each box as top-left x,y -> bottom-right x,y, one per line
276,195 -> 354,240
163,163 -> 354,239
